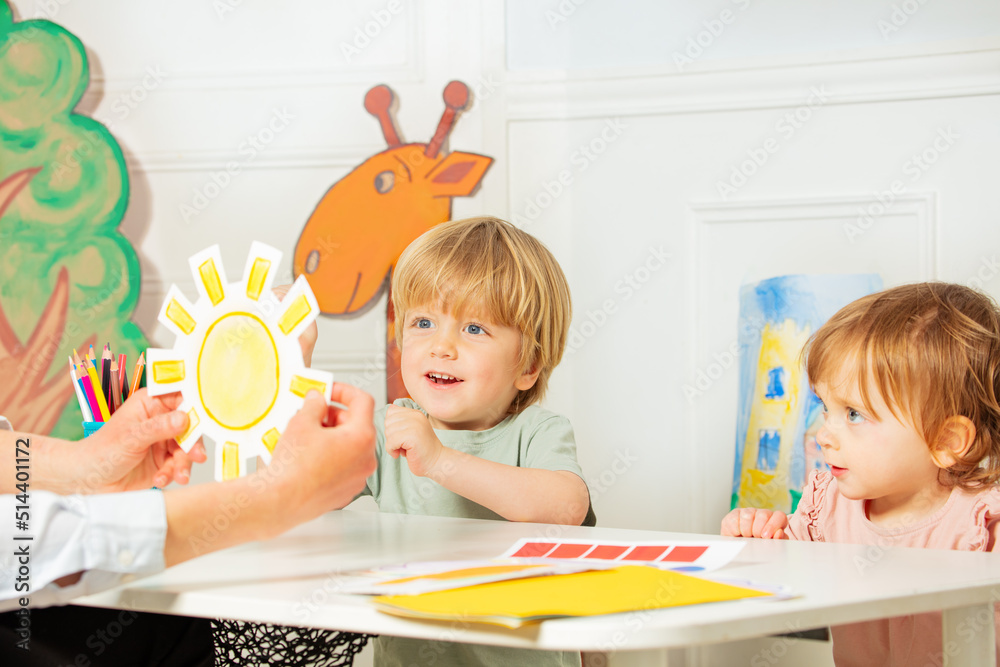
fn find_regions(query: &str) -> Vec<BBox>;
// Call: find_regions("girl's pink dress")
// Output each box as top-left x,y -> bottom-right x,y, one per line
786,470 -> 1000,667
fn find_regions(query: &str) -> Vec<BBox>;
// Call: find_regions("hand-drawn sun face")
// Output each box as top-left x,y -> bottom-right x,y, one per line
147,242 -> 332,481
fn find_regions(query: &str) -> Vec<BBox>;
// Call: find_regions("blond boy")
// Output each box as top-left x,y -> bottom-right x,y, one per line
362,216 -> 594,666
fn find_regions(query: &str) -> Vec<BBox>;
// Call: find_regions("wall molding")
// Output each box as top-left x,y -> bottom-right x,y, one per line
78,3 -> 425,94
311,350 -> 384,375
690,192 -> 938,279
505,40 -> 1000,121
686,192 -> 937,531
123,146 -> 373,173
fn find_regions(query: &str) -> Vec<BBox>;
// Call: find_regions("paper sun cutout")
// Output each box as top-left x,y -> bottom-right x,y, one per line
147,242 -> 332,481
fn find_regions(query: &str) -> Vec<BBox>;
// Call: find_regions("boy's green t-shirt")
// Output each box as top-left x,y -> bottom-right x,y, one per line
363,398 -> 594,667
364,398 -> 593,523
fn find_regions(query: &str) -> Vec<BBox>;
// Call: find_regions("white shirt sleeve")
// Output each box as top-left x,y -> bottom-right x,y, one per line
0,489 -> 167,611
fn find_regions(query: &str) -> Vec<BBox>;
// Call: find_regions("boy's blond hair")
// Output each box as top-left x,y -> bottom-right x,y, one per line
804,282 -> 1000,488
391,216 -> 571,413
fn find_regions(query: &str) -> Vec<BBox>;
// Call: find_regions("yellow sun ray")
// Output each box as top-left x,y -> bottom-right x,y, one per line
199,259 -> 226,306
246,258 -> 271,301
289,375 -> 328,398
151,359 -> 185,384
222,441 -> 240,480
262,427 -> 281,454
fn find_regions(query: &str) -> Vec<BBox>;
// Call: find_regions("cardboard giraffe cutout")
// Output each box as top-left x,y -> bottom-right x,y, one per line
294,81 -> 493,401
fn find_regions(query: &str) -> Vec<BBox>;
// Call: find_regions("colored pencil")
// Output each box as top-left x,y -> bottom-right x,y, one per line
130,351 -> 145,396
109,356 -> 122,413
85,358 -> 111,421
79,371 -> 101,424
117,353 -> 128,401
68,357 -> 93,422
102,348 -> 113,416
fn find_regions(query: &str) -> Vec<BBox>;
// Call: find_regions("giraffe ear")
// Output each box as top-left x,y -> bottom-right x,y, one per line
426,152 -> 493,197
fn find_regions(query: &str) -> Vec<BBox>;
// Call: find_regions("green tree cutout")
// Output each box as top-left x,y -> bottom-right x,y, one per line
0,2 -> 146,439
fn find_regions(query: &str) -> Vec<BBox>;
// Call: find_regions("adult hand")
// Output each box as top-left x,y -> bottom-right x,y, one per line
384,405 -> 443,477
261,384 -> 377,527
721,507 -> 789,539
76,389 -> 207,493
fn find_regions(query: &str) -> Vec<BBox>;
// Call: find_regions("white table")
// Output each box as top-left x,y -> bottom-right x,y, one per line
75,510 -> 1000,666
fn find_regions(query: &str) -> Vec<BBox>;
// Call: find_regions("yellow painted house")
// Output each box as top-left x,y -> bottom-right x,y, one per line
736,319 -> 811,513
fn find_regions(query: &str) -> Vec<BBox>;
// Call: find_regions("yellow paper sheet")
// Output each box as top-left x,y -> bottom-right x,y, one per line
373,565 -> 771,628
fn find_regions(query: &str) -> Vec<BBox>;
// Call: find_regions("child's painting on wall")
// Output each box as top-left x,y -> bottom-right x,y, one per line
732,274 -> 882,513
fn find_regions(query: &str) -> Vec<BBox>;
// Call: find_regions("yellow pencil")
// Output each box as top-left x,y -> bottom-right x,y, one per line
85,359 -> 111,421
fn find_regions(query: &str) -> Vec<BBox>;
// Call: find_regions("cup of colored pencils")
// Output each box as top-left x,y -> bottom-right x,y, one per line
69,344 -> 146,437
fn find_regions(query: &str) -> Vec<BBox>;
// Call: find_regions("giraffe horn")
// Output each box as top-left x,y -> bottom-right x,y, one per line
425,81 -> 470,159
364,84 -> 402,147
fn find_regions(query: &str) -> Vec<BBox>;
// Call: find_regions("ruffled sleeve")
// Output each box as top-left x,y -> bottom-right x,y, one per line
785,469 -> 835,542
960,485 -> 1000,552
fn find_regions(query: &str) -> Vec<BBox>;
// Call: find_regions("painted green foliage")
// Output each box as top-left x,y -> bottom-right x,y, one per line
0,1 -> 146,438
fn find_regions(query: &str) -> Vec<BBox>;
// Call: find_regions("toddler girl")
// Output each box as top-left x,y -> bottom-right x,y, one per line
722,282 -> 1000,666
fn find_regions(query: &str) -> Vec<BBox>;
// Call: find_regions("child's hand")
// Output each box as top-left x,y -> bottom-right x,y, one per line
384,405 -> 443,477
721,508 -> 789,539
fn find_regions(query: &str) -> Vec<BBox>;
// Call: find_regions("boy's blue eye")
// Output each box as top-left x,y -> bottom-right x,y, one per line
847,408 -> 864,424
465,324 -> 484,335
818,399 -> 827,413
415,318 -> 432,329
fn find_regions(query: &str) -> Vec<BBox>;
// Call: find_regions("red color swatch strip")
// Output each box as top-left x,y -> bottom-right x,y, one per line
584,545 -> 629,560
549,543 -> 594,558
622,545 -> 670,561
660,546 -> 708,562
511,542 -> 557,558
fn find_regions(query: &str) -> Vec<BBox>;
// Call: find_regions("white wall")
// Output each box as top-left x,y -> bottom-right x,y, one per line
13,0 -> 1000,527
501,1 -> 1000,539
12,2 -> 1000,663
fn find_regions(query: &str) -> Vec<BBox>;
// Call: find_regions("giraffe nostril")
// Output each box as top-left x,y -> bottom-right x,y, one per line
305,250 -> 320,274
